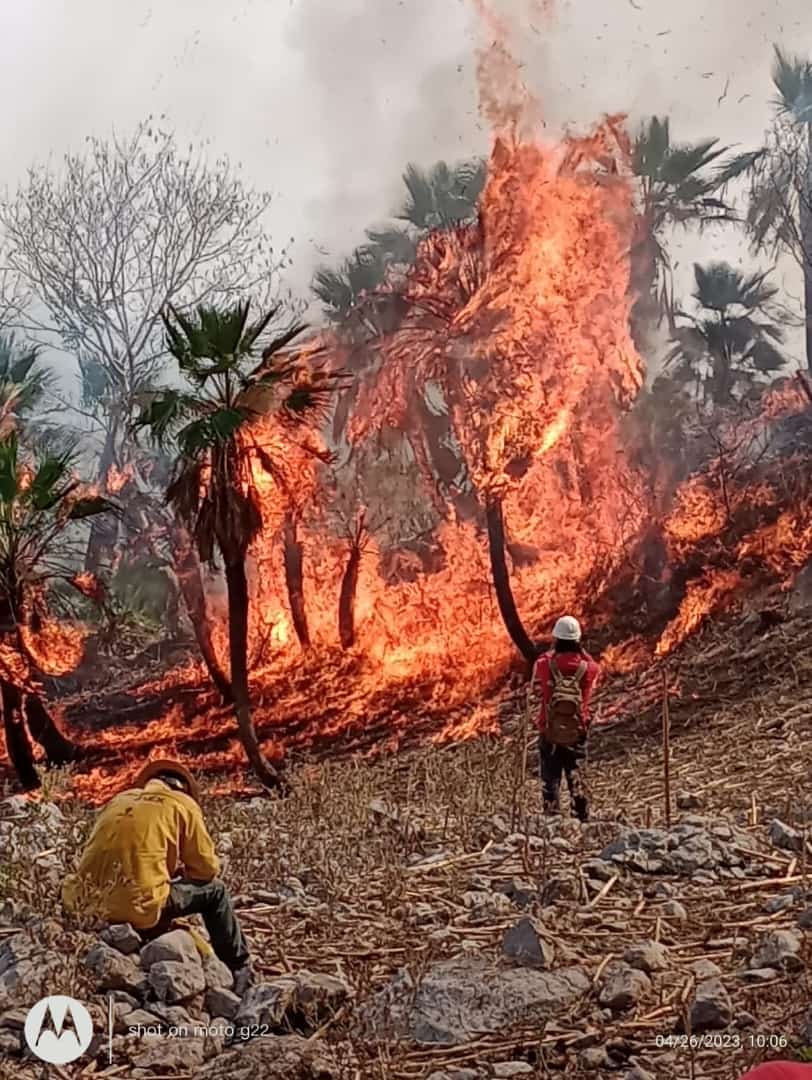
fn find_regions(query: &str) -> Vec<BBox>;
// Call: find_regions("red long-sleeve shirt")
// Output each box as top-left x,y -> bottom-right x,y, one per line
534,649 -> 600,737
737,1065 -> 812,1079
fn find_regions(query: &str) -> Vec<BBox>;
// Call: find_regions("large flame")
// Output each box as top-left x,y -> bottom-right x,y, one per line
15,9 -> 812,800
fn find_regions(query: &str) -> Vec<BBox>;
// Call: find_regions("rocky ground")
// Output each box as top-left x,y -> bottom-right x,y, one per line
0,614 -> 811,1079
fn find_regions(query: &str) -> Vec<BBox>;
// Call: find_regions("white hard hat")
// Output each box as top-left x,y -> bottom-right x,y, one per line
553,615 -> 582,642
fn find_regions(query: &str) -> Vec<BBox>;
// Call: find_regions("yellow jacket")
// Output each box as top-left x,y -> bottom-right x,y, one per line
62,779 -> 220,929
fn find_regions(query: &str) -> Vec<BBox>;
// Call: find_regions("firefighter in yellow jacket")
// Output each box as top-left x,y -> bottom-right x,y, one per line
62,760 -> 251,987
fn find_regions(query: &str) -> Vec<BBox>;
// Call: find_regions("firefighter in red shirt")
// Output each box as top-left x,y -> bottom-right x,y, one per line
535,615 -> 600,821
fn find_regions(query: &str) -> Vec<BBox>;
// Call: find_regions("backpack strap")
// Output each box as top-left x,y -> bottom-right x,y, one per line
574,660 -> 588,684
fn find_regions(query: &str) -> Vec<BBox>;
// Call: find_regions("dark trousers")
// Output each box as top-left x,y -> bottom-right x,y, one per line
539,737 -> 588,821
147,878 -> 249,971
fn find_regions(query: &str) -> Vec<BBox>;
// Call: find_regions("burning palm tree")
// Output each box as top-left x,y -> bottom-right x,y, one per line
138,301 -> 341,788
0,433 -> 116,788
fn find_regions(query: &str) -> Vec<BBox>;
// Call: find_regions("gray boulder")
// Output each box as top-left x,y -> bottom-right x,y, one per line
623,940 -> 669,975
768,818 -> 803,853
206,987 -> 241,1021
84,942 -> 149,996
193,1034 -> 336,1079
366,956 -> 590,1045
204,955 -> 234,990
130,1034 -> 206,1072
235,971 -> 350,1035
751,929 -> 803,972
598,963 -> 651,1013
502,918 -> 555,969
101,923 -> 143,956
676,791 -> 703,810
661,900 -> 688,921
1,925 -> 86,1009
689,978 -> 732,1031
148,959 -> 206,1003
140,929 -> 202,969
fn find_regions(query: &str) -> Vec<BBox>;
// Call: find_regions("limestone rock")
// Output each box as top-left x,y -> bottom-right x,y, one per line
493,1064 -> 534,1077
494,878 -> 536,908
148,959 -> 206,1003
580,1046 -> 613,1070
689,978 -> 732,1031
0,1027 -> 21,1055
598,963 -> 651,1013
750,929 -> 803,972
84,942 -> 149,996
799,907 -> 812,929
676,791 -> 703,810
461,890 -> 513,919
206,987 -> 241,1021
768,818 -> 803,853
131,1033 -> 206,1072
121,1008 -> 165,1032
235,971 -> 350,1035
0,925 -> 84,1009
204,955 -> 234,991
623,940 -> 669,974
661,900 -> 688,921
193,1034 -> 336,1079
502,917 -> 555,969
141,930 -> 203,969
101,923 -> 143,956
366,956 -> 589,1045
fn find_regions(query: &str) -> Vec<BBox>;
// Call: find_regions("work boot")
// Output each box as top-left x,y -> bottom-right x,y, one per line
573,796 -> 589,822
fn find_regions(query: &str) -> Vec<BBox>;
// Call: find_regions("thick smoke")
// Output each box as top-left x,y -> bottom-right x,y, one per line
0,0 -> 810,319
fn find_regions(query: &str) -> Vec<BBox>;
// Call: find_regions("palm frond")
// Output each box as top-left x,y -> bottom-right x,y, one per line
772,45 -> 812,123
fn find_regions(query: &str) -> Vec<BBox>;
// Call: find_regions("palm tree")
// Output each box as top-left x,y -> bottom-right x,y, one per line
312,158 -> 486,324
630,118 -> 756,344
665,262 -> 788,406
398,159 -> 487,231
137,301 -> 340,788
745,46 -> 812,369
0,433 -> 115,788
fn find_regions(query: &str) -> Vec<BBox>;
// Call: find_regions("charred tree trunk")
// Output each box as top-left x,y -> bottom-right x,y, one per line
283,516 -> 310,649
24,692 -> 78,765
85,420 -> 120,574
224,557 -> 282,790
1,680 -> 39,790
338,538 -> 363,650
485,496 -> 537,664
173,527 -> 233,703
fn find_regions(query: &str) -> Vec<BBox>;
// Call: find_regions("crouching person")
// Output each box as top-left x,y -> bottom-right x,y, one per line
62,759 -> 253,991
534,616 -> 600,822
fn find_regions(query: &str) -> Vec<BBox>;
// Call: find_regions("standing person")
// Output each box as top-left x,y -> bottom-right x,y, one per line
62,759 -> 253,991
534,615 -> 600,821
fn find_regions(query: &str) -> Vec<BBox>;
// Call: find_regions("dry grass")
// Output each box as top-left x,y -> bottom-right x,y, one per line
1,611 -> 812,1078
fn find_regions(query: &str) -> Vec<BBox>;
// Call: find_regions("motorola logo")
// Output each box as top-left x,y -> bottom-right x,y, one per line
24,995 -> 94,1065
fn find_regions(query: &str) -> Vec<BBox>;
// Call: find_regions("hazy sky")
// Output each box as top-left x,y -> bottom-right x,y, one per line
0,0 -> 810,358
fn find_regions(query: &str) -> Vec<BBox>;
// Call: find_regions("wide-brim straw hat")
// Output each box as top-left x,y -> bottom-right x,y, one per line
132,759 -> 201,804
